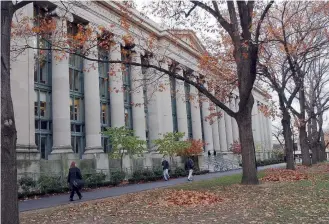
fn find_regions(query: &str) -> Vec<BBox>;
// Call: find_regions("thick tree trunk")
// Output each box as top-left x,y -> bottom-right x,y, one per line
1,2 -> 19,224
300,125 -> 311,166
281,110 -> 295,170
236,95 -> 258,185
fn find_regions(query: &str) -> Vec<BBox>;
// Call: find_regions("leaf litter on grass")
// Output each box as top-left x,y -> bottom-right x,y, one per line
21,164 -> 329,224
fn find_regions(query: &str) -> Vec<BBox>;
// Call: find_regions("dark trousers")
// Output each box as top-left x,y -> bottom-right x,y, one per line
70,186 -> 82,199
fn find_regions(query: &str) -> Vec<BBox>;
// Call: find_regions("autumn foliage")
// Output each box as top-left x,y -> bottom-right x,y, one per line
261,168 -> 308,182
162,190 -> 222,207
177,139 -> 204,157
229,140 -> 242,155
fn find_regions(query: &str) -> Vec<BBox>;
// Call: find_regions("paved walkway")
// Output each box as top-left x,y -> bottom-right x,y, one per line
19,163 -> 285,212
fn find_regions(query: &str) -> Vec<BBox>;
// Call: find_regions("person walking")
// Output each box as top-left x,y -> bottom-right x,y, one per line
67,161 -> 83,201
185,157 -> 194,181
162,157 -> 170,181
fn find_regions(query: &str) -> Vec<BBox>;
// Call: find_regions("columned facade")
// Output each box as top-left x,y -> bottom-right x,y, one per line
12,1 -> 274,175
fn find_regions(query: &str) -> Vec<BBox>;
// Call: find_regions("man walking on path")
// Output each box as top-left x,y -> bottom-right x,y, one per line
185,157 -> 194,181
162,157 -> 170,181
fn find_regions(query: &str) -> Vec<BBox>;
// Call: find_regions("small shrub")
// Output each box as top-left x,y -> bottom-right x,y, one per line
38,175 -> 63,194
83,172 -> 106,187
153,167 -> 163,177
141,169 -> 154,179
173,167 -> 187,177
19,176 -> 37,194
132,170 -> 144,181
111,170 -> 126,186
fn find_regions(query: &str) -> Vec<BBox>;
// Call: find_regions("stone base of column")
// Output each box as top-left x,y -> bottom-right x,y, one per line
16,144 -> 38,153
197,154 -> 206,171
17,144 -> 40,176
143,152 -> 153,168
51,145 -> 73,154
84,146 -> 104,154
82,151 -> 109,171
47,152 -> 79,174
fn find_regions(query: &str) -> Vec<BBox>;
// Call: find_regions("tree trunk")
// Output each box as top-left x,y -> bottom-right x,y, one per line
120,153 -> 124,171
236,95 -> 258,185
281,109 -> 295,170
318,113 -> 326,162
300,125 -> 311,166
1,2 -> 19,224
298,86 -> 311,166
310,112 -> 319,164
319,129 -> 326,162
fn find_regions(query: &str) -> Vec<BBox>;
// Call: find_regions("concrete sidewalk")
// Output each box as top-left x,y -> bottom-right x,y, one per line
19,163 -> 285,212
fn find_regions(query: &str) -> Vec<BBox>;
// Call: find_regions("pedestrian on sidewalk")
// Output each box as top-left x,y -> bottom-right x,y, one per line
67,161 -> 84,201
162,156 -> 170,181
185,157 -> 194,181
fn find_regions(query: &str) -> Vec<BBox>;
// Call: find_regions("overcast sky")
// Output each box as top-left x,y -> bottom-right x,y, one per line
135,1 -> 329,133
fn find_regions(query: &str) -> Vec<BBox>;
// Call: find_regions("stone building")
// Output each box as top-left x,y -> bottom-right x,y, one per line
12,1 -> 273,176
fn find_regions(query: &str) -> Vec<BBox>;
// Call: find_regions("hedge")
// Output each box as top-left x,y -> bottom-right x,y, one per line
238,158 -> 285,167
18,168 -> 210,199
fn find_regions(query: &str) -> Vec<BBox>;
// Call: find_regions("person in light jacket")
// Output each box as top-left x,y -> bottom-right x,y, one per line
67,161 -> 83,201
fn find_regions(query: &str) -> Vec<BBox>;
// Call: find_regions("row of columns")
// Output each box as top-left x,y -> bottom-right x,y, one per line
12,5 -> 273,158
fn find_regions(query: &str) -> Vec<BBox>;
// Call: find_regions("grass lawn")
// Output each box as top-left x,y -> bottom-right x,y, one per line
20,164 -> 329,224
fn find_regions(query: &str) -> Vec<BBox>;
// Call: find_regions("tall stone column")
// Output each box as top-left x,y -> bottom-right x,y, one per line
175,68 -> 188,140
252,101 -> 262,158
268,117 -> 273,151
201,93 -> 214,152
11,3 -> 37,152
11,3 -> 40,174
190,85 -> 202,140
83,31 -> 103,154
51,16 -> 73,154
158,61 -> 173,135
210,99 -> 220,152
130,51 -> 146,140
109,41 -> 125,127
224,101 -> 234,149
231,96 -> 239,142
260,107 -> 266,158
218,107 -> 227,151
146,58 -> 173,148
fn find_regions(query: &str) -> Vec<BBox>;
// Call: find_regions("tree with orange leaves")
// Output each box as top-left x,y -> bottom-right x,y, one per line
258,1 -> 329,167
178,139 -> 205,157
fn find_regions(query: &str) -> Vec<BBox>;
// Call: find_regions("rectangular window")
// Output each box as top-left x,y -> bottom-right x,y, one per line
101,104 -> 107,124
185,83 -> 193,139
170,76 -> 178,133
34,5 -> 53,160
69,68 -> 74,90
74,70 -> 80,91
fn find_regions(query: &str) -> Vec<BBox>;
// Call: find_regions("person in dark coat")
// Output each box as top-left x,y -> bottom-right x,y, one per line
161,156 -> 170,181
67,161 -> 83,201
185,157 -> 194,181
